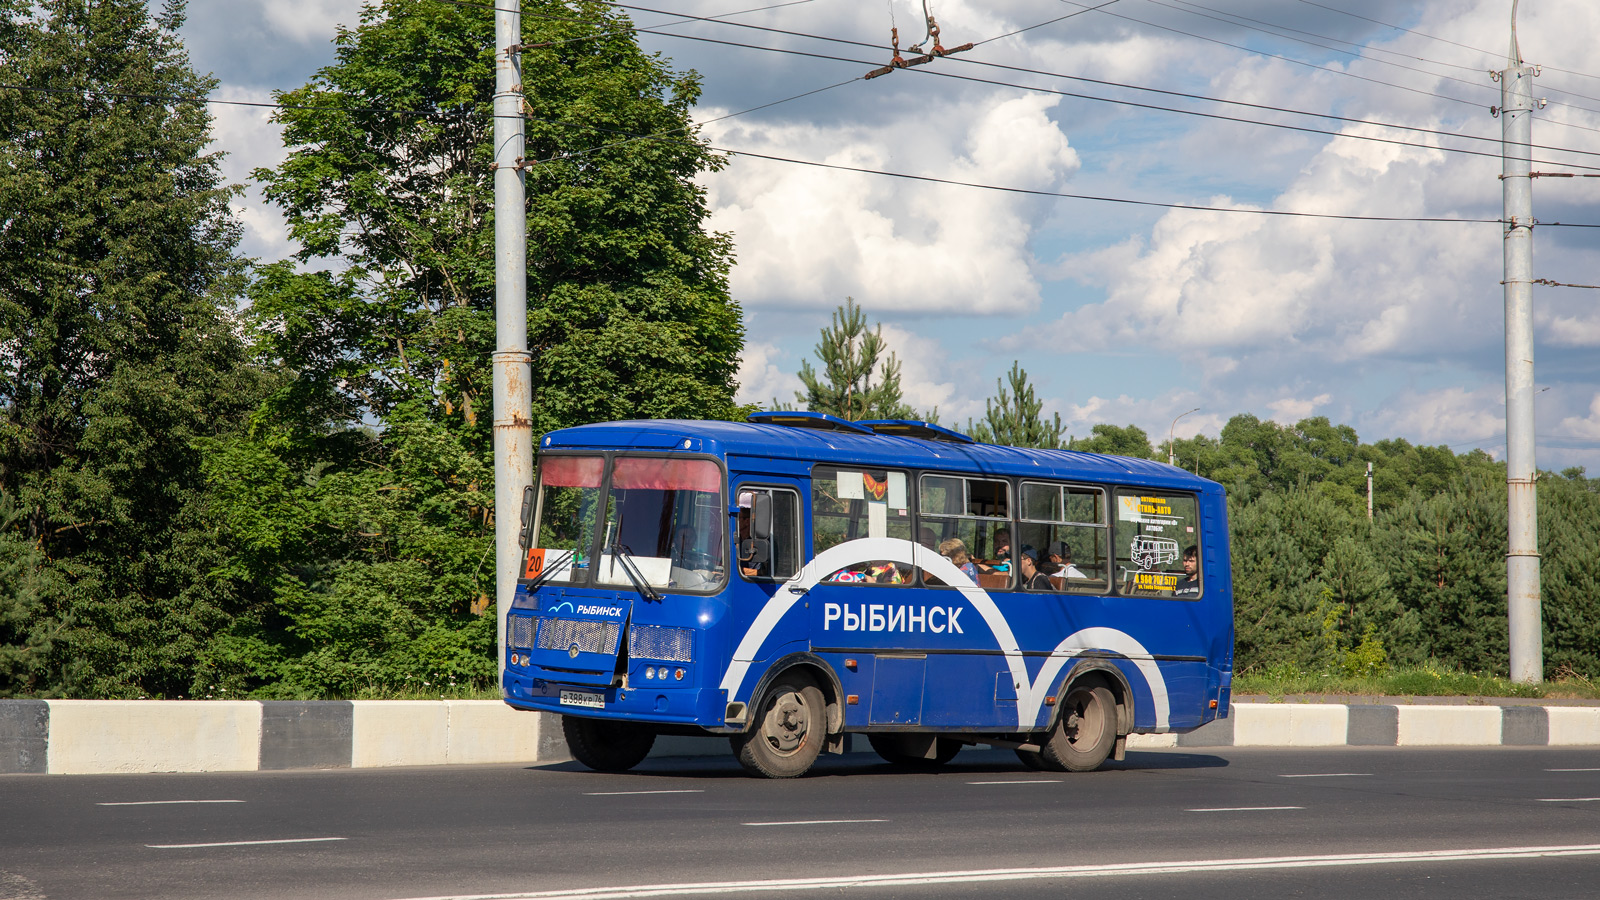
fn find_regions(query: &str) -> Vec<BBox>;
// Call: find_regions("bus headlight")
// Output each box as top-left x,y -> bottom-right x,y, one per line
645,667 -> 656,679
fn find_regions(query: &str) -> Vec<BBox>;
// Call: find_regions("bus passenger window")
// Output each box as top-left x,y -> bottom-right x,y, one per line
810,466 -> 914,586
736,487 -> 801,581
1019,482 -> 1109,593
1112,490 -> 1201,599
918,474 -> 1013,591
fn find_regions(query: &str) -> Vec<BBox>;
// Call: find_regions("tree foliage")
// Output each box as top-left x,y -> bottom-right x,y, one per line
198,0 -> 745,696
0,0 -> 258,698
966,362 -> 1065,449
793,298 -> 914,421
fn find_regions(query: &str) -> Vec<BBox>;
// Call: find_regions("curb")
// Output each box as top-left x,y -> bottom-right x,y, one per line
4,700 -> 1599,775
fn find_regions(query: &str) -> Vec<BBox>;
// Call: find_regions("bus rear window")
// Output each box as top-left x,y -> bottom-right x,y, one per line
1113,490 -> 1200,599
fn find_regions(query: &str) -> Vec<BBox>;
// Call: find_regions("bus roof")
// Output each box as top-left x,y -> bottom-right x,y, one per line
540,419 -> 1220,494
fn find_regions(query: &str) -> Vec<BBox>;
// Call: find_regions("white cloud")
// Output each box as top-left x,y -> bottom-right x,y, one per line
705,93 -> 1079,315
733,342 -> 802,408
1360,386 -> 1506,447
1267,393 -> 1333,422
207,86 -> 295,262
261,0 -> 364,45
1558,394 -> 1600,441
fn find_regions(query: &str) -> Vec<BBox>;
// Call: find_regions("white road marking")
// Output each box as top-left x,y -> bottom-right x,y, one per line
1536,798 -> 1600,803
384,843 -> 1600,900
1187,806 -> 1304,812
1547,768 -> 1600,772
967,780 -> 1063,785
146,837 -> 346,849
98,800 -> 245,807
742,819 -> 887,827
1277,774 -> 1371,778
584,790 -> 705,796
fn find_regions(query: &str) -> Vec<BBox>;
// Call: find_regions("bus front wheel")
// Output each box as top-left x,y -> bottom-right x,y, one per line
1042,685 -> 1117,772
562,715 -> 655,772
732,677 -> 827,778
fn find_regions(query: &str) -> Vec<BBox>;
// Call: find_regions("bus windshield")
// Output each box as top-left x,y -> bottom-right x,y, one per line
531,455 -> 726,591
600,457 -> 726,592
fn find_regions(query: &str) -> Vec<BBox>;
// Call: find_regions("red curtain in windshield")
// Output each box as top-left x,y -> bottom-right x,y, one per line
611,457 -> 721,493
539,456 -> 604,488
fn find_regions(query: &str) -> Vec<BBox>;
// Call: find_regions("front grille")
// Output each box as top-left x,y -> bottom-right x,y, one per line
509,615 -> 536,649
536,617 -> 620,656
628,624 -> 694,663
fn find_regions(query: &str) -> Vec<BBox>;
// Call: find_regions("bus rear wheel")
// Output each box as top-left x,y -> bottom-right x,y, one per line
562,715 -> 655,772
868,734 -> 962,769
732,677 -> 827,778
1042,685 -> 1117,772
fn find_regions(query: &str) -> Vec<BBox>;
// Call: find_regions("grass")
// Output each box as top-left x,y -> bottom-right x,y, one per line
1233,664 -> 1600,701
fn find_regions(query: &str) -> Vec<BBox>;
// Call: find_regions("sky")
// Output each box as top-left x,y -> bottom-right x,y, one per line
179,0 -> 1600,471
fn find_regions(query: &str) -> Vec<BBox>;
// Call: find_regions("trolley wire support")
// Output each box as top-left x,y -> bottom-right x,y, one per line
865,7 -> 973,80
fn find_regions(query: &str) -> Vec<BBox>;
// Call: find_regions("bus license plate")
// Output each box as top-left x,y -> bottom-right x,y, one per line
560,690 -> 604,709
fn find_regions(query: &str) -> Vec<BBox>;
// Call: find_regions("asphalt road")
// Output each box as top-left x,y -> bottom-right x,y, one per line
4,746 -> 1600,900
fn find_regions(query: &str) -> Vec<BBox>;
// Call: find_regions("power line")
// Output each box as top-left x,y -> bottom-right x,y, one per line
1290,0 -> 1600,88
709,144 -> 1505,224
596,21 -> 1600,173
1153,0 -> 1600,118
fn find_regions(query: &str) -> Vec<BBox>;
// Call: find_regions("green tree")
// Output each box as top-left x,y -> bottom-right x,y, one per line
0,0 -> 258,697
966,362 -> 1064,448
202,0 -> 745,696
794,298 -> 914,421
1073,424 -> 1154,459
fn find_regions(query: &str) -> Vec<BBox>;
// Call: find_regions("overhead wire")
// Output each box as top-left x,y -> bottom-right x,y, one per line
1291,0 -> 1600,87
1152,0 -> 1600,117
554,8 -> 1600,173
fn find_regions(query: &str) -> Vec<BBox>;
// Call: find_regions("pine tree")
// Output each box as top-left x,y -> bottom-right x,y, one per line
966,362 -> 1065,448
0,0 -> 258,697
794,298 -> 914,421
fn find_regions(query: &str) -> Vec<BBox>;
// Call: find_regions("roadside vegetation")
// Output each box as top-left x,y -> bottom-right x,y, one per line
1235,664 -> 1600,702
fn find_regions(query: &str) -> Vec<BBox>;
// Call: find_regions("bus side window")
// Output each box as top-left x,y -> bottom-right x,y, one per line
737,487 -> 801,581
1112,489 -> 1201,598
918,474 -> 1013,591
1019,482 -> 1109,593
810,466 -> 916,586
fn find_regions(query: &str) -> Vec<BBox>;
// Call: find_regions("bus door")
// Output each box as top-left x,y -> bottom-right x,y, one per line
801,465 -> 935,727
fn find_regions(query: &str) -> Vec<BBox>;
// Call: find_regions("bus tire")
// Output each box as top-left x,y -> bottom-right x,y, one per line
868,734 -> 962,769
562,715 -> 655,773
732,677 -> 827,778
1042,685 -> 1117,772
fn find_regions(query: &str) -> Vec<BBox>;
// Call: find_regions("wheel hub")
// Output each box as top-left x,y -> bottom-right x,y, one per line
763,690 -> 809,754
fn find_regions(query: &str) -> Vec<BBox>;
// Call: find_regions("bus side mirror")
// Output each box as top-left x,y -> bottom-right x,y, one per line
751,492 -> 773,540
518,484 -> 536,549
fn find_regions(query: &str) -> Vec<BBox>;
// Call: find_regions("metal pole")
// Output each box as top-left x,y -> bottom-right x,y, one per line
494,1 -> 533,684
1366,461 -> 1373,521
1168,407 -> 1198,467
1499,2 -> 1541,684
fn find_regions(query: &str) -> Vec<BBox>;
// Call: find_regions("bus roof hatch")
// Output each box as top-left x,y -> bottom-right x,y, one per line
856,419 -> 976,444
746,411 -> 877,435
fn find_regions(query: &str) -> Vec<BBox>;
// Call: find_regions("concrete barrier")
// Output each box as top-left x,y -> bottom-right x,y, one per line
4,699 -> 1600,775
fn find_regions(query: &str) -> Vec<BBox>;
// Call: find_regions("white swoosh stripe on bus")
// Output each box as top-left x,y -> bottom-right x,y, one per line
717,537 -> 1170,730
387,844 -> 1600,900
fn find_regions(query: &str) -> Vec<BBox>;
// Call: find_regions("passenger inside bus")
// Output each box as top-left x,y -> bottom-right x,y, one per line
937,537 -> 979,583
1047,542 -> 1087,580
1019,548 -> 1053,590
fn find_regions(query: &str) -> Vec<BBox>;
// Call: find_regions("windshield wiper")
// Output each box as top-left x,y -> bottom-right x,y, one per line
610,541 -> 662,603
522,549 -> 577,592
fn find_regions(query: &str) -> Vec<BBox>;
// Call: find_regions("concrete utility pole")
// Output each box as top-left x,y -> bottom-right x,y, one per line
1497,0 -> 1542,684
494,0 -> 533,681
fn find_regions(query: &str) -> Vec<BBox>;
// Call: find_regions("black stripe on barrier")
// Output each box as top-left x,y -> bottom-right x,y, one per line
0,699 -> 48,774
260,701 -> 353,769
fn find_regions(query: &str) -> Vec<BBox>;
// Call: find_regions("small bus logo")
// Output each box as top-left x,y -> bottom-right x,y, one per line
1130,536 -> 1180,570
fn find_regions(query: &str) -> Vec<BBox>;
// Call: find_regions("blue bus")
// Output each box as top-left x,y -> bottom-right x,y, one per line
503,413 -> 1233,778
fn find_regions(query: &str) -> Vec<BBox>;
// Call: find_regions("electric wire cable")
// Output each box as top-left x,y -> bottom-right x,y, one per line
583,0 -> 1600,161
